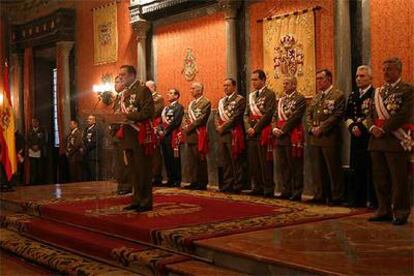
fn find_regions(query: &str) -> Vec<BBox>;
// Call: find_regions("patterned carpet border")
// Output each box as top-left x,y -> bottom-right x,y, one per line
0,228 -> 135,275
0,213 -> 190,275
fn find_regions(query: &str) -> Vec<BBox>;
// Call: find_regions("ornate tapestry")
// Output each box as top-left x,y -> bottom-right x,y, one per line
93,2 -> 118,65
263,11 -> 316,97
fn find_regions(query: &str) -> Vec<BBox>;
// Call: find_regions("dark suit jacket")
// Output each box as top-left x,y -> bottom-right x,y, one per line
272,92 -> 306,146
162,102 -> 184,139
215,93 -> 246,144
345,86 -> 375,148
27,127 -> 47,157
364,81 -> 414,152
244,87 -> 276,139
120,80 -> 155,150
83,124 -> 100,161
306,87 -> 345,147
184,96 -> 211,144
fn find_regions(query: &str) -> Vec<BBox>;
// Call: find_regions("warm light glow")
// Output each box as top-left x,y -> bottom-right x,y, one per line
92,83 -> 114,94
103,82 -> 112,92
0,91 -> 4,108
92,84 -> 100,93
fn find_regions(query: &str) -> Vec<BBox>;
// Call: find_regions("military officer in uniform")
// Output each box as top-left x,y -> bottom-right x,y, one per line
83,115 -> 100,181
345,65 -> 376,207
65,120 -> 83,182
146,80 -> 165,186
183,82 -> 211,190
159,88 -> 184,187
215,78 -> 246,194
272,76 -> 306,201
365,58 -> 413,225
117,65 -> 155,212
27,118 -> 47,184
244,69 -> 276,197
306,69 -> 345,205
111,76 -> 130,194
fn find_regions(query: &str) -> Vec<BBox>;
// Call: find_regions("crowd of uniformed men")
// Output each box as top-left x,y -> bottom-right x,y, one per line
11,57 -> 412,226
111,57 -> 413,225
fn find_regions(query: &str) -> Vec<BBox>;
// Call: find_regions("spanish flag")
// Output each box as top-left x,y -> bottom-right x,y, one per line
0,61 -> 17,181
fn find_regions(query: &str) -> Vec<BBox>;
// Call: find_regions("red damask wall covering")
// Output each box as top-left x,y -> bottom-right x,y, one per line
370,0 -> 414,86
154,12 -> 226,107
248,0 -> 335,82
75,0 -> 137,117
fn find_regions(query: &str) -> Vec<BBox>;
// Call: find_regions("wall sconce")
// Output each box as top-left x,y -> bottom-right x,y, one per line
92,74 -> 114,106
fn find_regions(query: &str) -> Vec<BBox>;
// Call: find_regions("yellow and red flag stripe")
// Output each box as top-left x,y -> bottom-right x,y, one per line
0,61 -> 17,181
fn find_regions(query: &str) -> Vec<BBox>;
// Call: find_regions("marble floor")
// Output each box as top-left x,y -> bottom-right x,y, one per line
1,181 -> 413,275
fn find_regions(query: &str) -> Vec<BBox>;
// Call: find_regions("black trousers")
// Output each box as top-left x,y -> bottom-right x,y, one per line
85,159 -> 99,181
161,136 -> 182,184
29,157 -> 44,185
348,136 -> 376,207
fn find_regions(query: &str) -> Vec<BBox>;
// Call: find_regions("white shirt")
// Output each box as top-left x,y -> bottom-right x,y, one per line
359,85 -> 372,98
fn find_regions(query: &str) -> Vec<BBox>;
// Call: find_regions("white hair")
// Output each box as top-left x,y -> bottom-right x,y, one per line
357,65 -> 372,77
146,80 -> 156,87
192,82 -> 204,92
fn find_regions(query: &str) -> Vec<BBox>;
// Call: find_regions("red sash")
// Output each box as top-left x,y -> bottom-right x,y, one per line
218,119 -> 245,158
153,117 -> 161,128
115,120 -> 155,156
276,120 -> 304,158
115,126 -> 125,139
250,114 -> 273,160
231,125 -> 245,159
197,126 -> 209,160
171,128 -> 183,158
374,119 -> 385,128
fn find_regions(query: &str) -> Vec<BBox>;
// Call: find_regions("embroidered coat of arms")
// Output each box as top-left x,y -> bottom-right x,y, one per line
182,48 -> 198,81
273,34 -> 304,79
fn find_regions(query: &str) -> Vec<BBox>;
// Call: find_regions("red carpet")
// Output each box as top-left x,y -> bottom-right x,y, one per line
38,194 -> 284,242
1,213 -> 189,274
20,189 -> 366,251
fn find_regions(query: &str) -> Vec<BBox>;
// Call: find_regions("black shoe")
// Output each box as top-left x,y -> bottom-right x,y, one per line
193,184 -> 207,190
123,204 -> 140,211
307,198 -> 325,204
0,186 -> 15,192
275,194 -> 291,200
246,190 -> 263,196
152,181 -> 163,187
392,218 -> 408,226
168,182 -> 181,188
219,188 -> 233,193
183,183 -> 198,190
263,193 -> 275,198
289,195 -> 301,201
117,190 -> 131,195
368,215 -> 393,222
232,189 -> 241,195
327,200 -> 343,206
135,206 -> 153,212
